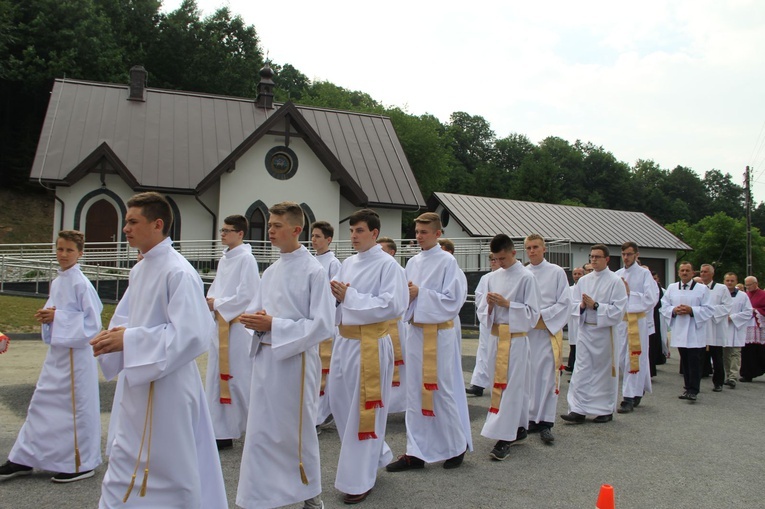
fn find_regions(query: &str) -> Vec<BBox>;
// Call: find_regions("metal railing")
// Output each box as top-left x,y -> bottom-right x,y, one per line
0,237 -> 571,302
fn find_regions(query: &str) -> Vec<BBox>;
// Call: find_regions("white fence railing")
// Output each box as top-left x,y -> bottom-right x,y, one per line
0,237 -> 571,303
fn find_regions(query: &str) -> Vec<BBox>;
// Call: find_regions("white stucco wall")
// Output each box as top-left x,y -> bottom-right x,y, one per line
219,138 -> 342,233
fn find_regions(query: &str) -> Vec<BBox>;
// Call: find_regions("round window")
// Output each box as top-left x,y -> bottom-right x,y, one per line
265,146 -> 299,180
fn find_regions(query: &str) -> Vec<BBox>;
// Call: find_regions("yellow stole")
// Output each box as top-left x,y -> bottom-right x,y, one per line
387,318 -> 404,387
489,323 -> 527,413
318,338 -> 333,396
214,311 -> 241,404
623,312 -> 646,373
338,321 -> 389,440
534,317 -> 565,394
409,320 -> 454,416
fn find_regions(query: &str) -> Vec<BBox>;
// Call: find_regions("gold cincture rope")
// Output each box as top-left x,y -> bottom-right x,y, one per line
123,381 -> 155,502
68,348 -> 81,473
298,352 -> 309,484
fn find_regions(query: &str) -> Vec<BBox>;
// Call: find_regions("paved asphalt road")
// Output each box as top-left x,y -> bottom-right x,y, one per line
0,335 -> 762,509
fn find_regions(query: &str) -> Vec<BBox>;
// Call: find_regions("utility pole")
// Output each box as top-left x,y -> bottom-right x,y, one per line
746,166 -> 753,276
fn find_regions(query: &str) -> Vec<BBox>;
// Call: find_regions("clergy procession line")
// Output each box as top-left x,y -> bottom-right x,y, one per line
2,191 -> 765,509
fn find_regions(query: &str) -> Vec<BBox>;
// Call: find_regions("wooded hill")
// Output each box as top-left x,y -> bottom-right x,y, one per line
2,0 -> 764,276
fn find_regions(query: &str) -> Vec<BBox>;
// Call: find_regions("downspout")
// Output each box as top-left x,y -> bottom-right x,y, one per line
54,193 -> 65,232
195,194 -> 217,240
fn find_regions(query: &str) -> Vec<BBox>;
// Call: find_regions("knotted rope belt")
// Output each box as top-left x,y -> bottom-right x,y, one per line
338,322 -> 390,440
123,381 -> 155,502
534,317 -> 565,394
489,324 -> 527,414
623,312 -> 646,373
387,318 -> 405,387
409,320 -> 454,416
68,348 -> 81,473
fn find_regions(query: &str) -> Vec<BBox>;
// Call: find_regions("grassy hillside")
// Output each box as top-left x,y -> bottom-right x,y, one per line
0,188 -> 55,244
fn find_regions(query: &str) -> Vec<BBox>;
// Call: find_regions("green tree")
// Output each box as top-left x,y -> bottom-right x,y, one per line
273,63 -> 309,102
662,165 -> 708,223
665,212 -> 765,281
703,169 -> 744,219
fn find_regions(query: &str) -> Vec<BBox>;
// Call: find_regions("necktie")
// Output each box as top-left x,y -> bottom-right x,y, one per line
682,283 -> 688,290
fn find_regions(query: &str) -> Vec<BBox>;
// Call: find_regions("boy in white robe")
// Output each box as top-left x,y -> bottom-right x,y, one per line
205,215 -> 261,450
524,234 -> 570,444
1,230 -> 102,483
723,272 -> 752,388
91,192 -> 227,509
328,209 -> 408,504
377,236 -> 408,414
614,243 -> 658,414
237,202 -> 335,509
477,234 -> 540,461
562,244 -> 627,423
311,220 -> 342,427
386,213 -> 471,472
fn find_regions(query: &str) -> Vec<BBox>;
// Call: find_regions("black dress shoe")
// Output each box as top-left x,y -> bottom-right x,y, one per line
343,489 -> 372,504
216,439 -> 233,450
560,412 -> 585,423
386,454 -> 424,472
465,385 -> 484,396
633,396 -> 642,407
539,428 -> 554,444
527,421 -> 540,433
593,414 -> 613,423
712,385 -> 723,392
617,401 -> 634,414
443,449 -> 466,469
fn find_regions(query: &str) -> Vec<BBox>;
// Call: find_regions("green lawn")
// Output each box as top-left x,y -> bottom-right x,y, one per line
0,294 -> 116,334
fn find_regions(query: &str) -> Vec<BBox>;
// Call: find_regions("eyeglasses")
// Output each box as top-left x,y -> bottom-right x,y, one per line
219,228 -> 240,234
589,255 -> 605,260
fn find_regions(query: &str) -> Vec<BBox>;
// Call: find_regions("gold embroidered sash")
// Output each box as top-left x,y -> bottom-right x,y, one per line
409,320 -> 454,416
623,312 -> 646,373
215,311 -> 241,404
387,318 -> 404,387
338,322 -> 389,440
489,324 -> 527,414
318,338 -> 333,396
535,317 -> 564,394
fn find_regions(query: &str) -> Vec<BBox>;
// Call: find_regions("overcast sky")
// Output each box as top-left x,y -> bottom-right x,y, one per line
164,0 -> 765,203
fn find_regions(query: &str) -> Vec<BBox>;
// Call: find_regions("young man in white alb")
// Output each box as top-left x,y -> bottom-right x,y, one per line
386,213 -> 471,471
236,202 -> 335,509
311,220 -> 342,428
329,209 -> 408,504
477,234 -> 540,460
205,214 -> 261,450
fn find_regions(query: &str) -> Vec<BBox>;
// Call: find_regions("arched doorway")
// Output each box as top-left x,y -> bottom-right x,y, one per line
85,199 -> 119,266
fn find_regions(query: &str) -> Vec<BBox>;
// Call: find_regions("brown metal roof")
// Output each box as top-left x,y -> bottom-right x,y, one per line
30,78 -> 425,208
432,192 -> 692,250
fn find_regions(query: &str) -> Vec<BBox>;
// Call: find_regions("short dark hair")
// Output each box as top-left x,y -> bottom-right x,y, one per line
490,234 -> 514,253
349,208 -> 380,232
438,238 -> 455,254
311,220 -> 334,239
591,243 -> 609,258
223,214 -> 248,233
127,192 -> 173,236
679,260 -> 694,270
269,201 -> 304,228
377,236 -> 397,254
621,241 -> 638,252
58,230 -> 85,251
